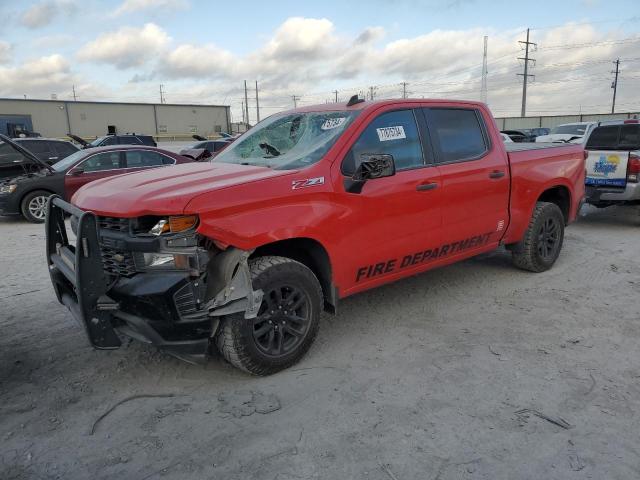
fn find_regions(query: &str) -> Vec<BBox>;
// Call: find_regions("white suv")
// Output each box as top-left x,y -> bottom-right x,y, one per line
583,120 -> 640,207
535,122 -> 597,144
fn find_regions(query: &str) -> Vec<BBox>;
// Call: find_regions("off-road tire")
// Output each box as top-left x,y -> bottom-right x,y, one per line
215,256 -> 322,375
21,190 -> 52,223
512,201 -> 565,272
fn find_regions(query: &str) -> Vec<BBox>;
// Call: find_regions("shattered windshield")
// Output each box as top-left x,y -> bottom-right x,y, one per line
214,110 -> 359,169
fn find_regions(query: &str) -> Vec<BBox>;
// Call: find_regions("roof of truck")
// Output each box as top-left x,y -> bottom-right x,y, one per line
283,98 -> 488,115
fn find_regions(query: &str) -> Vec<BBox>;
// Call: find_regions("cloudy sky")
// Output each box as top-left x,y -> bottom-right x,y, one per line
1,0 -> 639,122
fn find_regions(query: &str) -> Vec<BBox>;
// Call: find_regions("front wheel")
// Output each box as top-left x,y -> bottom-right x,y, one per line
215,256 -> 322,375
21,190 -> 52,223
512,201 -> 565,272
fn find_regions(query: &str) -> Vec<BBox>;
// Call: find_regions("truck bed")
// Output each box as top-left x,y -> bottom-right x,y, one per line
505,142 -> 579,152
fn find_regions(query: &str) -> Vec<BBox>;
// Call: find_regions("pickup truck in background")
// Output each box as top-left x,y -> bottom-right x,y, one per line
46,98 -> 585,375
583,119 -> 640,208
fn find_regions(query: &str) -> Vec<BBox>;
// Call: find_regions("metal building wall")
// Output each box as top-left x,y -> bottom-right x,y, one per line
496,112 -> 639,131
0,98 -> 230,139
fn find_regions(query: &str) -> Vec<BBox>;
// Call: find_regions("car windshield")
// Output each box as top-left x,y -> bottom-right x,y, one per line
550,124 -> 587,135
214,110 -> 359,169
89,136 -> 107,147
51,149 -> 87,172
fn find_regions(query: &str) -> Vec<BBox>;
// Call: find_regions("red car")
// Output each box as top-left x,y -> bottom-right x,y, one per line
0,141 -> 193,222
46,98 -> 585,374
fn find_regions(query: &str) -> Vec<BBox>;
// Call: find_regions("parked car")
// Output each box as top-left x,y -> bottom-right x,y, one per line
0,139 -> 192,222
68,133 -> 157,148
179,136 -> 233,158
583,119 -> 640,207
535,122 -> 597,144
0,138 -> 80,180
502,128 -> 550,143
500,132 -> 514,143
46,98 -> 585,374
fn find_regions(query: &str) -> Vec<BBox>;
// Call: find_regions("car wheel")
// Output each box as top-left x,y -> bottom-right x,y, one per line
512,201 -> 565,272
21,190 -> 52,223
215,256 -> 322,375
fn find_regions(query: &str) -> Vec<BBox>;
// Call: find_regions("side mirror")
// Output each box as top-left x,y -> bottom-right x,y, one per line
69,168 -> 84,176
352,153 -> 396,181
345,153 -> 396,194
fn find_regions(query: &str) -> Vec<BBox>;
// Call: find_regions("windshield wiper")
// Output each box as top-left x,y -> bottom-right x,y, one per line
259,142 -> 280,157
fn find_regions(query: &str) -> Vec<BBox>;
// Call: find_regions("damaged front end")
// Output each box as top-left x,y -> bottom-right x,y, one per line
45,195 -> 262,362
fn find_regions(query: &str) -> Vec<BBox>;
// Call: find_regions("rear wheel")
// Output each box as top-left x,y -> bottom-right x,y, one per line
512,201 -> 565,272
215,256 -> 322,375
21,190 -> 52,223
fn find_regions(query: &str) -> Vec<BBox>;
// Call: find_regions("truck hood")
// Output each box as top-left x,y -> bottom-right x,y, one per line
536,133 -> 584,143
72,162 -> 293,217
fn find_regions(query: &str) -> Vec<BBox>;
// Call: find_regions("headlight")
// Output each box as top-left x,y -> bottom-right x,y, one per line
0,184 -> 17,194
149,215 -> 198,235
138,252 -> 193,270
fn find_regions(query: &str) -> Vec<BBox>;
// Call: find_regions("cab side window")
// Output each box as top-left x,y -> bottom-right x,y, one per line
342,109 -> 424,176
126,150 -> 174,167
82,152 -> 122,172
425,108 -> 488,163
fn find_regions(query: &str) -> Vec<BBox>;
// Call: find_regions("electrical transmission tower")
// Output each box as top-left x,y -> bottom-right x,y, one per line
481,36 -> 488,104
611,58 -> 620,114
292,95 -> 301,108
517,28 -> 536,117
401,82 -> 409,99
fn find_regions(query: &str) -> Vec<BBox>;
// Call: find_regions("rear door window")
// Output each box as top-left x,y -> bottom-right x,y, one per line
126,150 -> 174,167
618,125 -> 640,150
424,108 -> 488,163
586,126 -> 619,150
342,109 -> 424,175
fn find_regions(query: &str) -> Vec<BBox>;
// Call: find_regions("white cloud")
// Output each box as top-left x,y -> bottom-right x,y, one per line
20,1 -> 75,29
114,0 -> 188,16
0,54 -> 75,96
77,23 -> 171,69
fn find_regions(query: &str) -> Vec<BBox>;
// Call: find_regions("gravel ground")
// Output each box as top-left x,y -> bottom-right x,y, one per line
1,205 -> 639,480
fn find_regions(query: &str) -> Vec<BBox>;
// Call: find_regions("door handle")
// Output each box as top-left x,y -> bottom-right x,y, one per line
416,182 -> 438,191
489,170 -> 505,179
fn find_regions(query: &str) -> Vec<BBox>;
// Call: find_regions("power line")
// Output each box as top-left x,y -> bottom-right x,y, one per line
517,28 -> 536,116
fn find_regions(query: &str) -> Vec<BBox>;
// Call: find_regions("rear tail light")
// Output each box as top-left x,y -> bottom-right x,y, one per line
627,154 -> 640,183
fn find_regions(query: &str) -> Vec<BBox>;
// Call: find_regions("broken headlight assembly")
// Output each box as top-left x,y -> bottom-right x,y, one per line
0,184 -> 17,194
149,215 -> 198,236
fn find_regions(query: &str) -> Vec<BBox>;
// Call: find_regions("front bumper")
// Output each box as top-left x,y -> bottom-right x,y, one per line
585,182 -> 640,204
45,196 -> 261,362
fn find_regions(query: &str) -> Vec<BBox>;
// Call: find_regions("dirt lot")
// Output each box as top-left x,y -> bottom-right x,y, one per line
1,205 -> 639,480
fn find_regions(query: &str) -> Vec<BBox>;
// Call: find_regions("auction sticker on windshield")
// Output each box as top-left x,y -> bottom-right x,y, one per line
377,126 -> 406,142
321,118 -> 346,130
585,151 -> 628,186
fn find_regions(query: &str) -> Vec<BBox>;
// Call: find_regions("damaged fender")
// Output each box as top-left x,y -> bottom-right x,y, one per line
205,248 -> 263,319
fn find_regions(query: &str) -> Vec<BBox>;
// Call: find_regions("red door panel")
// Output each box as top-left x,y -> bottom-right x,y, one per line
64,151 -> 125,200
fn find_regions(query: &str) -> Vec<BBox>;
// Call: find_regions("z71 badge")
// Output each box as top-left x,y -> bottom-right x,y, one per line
292,176 -> 325,190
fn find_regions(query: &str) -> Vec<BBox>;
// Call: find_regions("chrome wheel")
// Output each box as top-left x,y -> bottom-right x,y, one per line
28,195 -> 49,221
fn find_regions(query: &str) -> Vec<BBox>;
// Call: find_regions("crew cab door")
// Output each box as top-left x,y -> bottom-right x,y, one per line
65,150 -> 126,200
422,107 -> 509,251
334,108 -> 442,294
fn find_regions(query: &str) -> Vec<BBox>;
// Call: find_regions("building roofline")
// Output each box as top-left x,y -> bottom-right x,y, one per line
0,97 -> 230,109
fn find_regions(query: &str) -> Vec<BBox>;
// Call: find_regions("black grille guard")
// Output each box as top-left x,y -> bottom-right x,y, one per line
45,195 -> 122,349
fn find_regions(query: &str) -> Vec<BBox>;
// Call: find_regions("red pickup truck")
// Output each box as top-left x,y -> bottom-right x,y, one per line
46,98 -> 585,375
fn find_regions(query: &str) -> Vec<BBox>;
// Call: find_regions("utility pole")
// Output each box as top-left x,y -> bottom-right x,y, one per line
255,80 -> 260,122
243,80 -> 250,126
481,36 -> 488,104
159,84 -> 165,104
292,95 -> 301,108
241,100 -> 245,124
368,86 -> 377,100
401,82 -> 408,99
611,58 -> 620,114
72,85 -> 77,101
517,28 -> 536,117
333,90 -> 339,102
